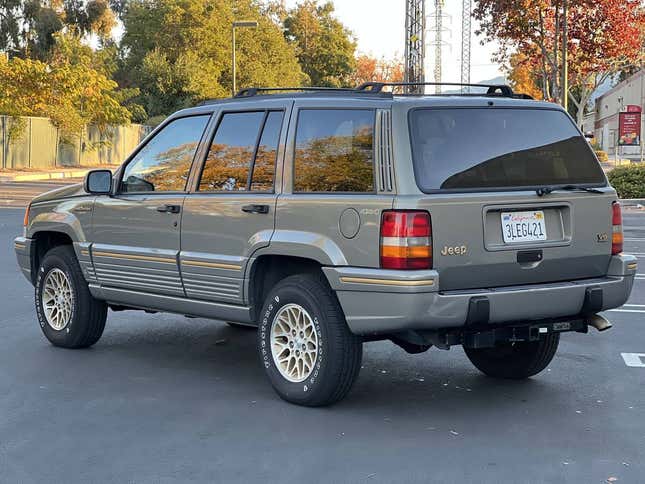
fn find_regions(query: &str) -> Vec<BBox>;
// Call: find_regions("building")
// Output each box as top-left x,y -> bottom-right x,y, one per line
590,70 -> 644,162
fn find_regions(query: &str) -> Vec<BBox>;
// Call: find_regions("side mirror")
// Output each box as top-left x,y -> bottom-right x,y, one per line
584,131 -> 595,140
84,169 -> 113,194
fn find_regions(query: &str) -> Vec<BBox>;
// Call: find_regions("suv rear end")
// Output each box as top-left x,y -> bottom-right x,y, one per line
324,95 -> 636,343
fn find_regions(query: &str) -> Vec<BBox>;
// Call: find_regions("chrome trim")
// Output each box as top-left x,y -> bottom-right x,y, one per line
181,260 -> 242,271
92,251 -> 176,264
339,276 -> 435,287
375,108 -> 394,192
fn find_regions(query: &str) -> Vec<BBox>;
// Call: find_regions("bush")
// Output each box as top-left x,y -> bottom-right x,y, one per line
607,164 -> 645,199
595,149 -> 609,163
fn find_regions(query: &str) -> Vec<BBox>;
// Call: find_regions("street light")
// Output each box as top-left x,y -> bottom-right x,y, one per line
232,20 -> 258,96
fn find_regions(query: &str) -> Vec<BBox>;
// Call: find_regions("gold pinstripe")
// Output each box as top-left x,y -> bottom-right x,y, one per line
181,260 -> 242,271
92,251 -> 176,264
339,276 -> 435,287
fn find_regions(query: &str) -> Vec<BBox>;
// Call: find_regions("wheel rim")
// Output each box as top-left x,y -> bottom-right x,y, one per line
42,268 -> 73,331
270,303 -> 318,383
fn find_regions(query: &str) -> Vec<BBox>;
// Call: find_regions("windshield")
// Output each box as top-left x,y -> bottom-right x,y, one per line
409,108 -> 606,192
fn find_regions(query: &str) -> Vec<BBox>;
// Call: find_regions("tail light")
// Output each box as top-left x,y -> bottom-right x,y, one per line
612,201 -> 623,255
380,210 -> 432,269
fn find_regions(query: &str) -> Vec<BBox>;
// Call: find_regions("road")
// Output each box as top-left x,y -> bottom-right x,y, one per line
0,188 -> 644,483
0,180 -> 81,208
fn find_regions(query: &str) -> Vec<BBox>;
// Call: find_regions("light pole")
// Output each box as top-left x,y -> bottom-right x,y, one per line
232,20 -> 258,96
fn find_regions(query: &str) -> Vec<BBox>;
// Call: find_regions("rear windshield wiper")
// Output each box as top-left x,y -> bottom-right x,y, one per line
536,185 -> 604,196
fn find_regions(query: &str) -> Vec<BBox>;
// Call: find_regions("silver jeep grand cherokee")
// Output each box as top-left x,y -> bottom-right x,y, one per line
14,82 -> 637,407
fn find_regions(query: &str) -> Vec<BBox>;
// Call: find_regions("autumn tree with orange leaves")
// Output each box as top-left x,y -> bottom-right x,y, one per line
349,54 -> 405,86
474,0 -> 645,125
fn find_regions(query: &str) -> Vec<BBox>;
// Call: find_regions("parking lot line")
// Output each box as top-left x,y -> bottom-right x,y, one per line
621,353 -> 645,367
609,309 -> 645,313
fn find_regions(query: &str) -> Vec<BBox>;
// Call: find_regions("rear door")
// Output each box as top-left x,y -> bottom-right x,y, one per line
179,100 -> 290,304
91,114 -> 211,296
402,105 -> 615,291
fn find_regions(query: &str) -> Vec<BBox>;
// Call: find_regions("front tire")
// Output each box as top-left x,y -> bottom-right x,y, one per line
35,245 -> 107,348
463,333 -> 560,379
257,273 -> 362,406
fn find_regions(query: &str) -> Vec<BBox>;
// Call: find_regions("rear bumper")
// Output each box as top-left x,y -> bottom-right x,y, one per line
14,236 -> 34,284
323,254 -> 637,336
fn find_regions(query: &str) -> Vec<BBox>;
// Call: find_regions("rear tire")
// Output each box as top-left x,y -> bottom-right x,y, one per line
463,333 -> 560,379
35,245 -> 107,349
257,273 -> 362,406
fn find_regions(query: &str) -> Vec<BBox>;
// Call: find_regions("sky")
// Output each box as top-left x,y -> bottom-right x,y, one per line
284,0 -> 504,84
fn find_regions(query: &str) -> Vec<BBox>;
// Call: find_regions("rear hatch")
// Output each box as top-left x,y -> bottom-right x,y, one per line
403,105 -> 615,291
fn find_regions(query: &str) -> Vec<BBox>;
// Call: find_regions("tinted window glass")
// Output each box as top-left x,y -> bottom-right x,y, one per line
251,111 -> 283,191
120,115 -> 209,193
199,112 -> 264,191
294,109 -> 375,193
409,108 -> 606,192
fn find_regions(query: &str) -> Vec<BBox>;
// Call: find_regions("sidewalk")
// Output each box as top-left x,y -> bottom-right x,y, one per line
0,166 -> 114,182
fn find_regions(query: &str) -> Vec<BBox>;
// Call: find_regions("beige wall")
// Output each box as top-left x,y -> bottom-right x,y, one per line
0,116 -> 152,169
593,71 -> 645,159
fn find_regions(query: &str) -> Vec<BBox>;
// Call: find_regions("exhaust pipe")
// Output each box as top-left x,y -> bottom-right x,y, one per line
587,314 -> 612,332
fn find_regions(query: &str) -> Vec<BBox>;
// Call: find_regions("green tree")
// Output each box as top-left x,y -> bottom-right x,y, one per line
1,0 -> 117,59
283,0 -> 356,87
0,33 -> 135,140
118,0 -> 306,120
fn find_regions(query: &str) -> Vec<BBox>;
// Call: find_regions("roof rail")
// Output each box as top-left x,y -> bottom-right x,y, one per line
235,86 -> 359,98
357,81 -> 517,97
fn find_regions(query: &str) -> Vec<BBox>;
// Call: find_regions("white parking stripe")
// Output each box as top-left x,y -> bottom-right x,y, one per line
607,309 -> 645,313
621,353 -> 645,368
624,304 -> 645,308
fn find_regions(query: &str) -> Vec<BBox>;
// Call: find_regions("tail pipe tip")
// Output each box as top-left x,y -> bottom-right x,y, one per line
587,314 -> 612,332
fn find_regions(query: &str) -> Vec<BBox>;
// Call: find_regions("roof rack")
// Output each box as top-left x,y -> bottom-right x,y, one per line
235,86 -> 365,98
200,82 -> 533,104
356,81 -> 525,98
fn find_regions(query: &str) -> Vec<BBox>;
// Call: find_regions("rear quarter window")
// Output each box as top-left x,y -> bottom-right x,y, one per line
409,108 -> 606,192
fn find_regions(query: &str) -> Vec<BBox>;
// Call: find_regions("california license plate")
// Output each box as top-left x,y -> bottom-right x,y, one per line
501,211 -> 547,243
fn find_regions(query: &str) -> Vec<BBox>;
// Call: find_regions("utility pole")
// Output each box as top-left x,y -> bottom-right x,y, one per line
404,0 -> 426,94
561,0 -> 568,111
231,21 -> 258,96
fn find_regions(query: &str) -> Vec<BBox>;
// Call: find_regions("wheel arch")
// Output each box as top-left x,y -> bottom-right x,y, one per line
246,254 -> 329,323
30,230 -> 75,285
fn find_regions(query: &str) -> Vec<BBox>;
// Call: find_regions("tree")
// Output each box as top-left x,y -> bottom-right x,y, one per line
506,52 -> 543,100
474,0 -> 645,125
118,0 -> 305,119
283,0 -> 356,87
0,33 -> 135,140
0,0 -> 116,59
348,54 -> 405,87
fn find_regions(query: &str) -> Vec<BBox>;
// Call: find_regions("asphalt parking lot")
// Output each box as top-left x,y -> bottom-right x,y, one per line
0,205 -> 644,484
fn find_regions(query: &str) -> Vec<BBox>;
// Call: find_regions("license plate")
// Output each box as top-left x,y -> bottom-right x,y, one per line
501,211 -> 547,243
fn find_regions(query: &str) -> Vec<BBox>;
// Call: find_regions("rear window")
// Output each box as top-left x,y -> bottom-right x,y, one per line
409,108 -> 606,192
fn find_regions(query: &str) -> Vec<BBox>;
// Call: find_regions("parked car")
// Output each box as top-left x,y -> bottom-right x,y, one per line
14,82 -> 637,406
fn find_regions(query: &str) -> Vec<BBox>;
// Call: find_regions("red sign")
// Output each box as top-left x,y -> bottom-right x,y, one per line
619,105 -> 642,146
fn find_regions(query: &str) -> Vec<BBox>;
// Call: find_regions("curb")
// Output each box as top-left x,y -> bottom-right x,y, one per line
0,170 -> 91,182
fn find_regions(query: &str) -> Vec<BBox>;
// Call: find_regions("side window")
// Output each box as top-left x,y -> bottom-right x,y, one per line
251,111 -> 283,191
293,109 -> 375,193
120,115 -> 210,193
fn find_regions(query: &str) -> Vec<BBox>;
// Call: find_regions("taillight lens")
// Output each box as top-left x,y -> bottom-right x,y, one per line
612,201 -> 623,255
23,204 -> 30,227
380,210 -> 432,269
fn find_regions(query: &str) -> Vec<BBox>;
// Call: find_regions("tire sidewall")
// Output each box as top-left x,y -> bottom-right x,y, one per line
258,282 -> 329,404
35,251 -> 78,345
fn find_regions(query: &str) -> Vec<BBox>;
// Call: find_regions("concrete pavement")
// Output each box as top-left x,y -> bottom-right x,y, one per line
0,209 -> 644,483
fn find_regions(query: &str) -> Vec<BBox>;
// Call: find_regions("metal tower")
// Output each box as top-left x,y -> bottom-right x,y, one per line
404,0 -> 425,94
428,0 -> 449,94
461,0 -> 472,91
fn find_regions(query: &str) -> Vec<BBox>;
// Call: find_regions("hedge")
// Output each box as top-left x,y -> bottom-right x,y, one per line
607,164 -> 645,199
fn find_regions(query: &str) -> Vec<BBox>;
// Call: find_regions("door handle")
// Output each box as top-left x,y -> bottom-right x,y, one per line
241,204 -> 270,214
157,204 -> 181,214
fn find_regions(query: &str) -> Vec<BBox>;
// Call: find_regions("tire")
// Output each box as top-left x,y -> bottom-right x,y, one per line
257,273 -> 362,407
463,333 -> 560,380
35,245 -> 107,349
